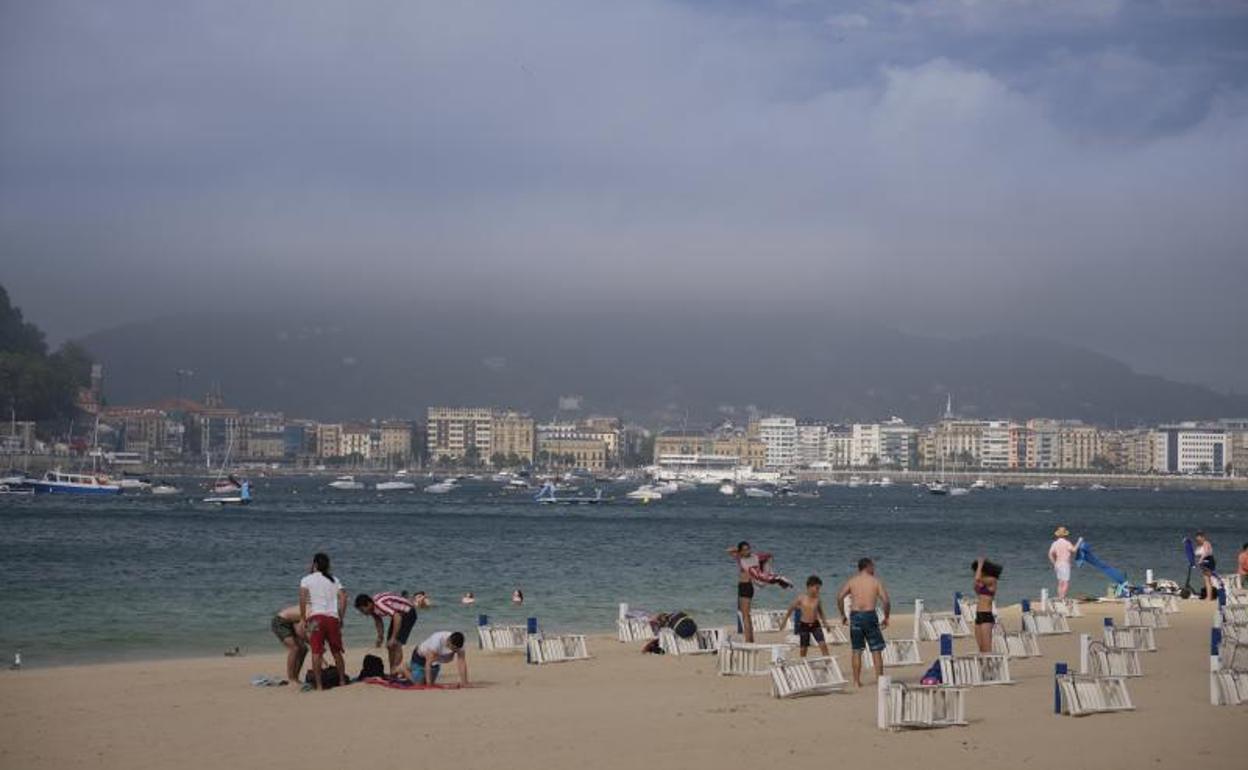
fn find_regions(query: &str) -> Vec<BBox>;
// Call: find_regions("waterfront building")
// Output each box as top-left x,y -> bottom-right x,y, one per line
377,420 -> 414,465
879,419 -> 918,470
825,425 -> 852,468
340,423 -> 372,460
316,423 -> 343,460
1117,429 -> 1157,474
796,421 -> 827,467
426,407 -> 494,465
492,411 -> 535,465
756,416 -> 798,469
1025,419 -> 1062,470
1008,423 -> 1030,469
979,421 -> 1013,469
537,435 -> 607,470
1155,424 -> 1229,475
850,423 -> 881,468
1058,422 -> 1102,471
239,412 -> 286,461
934,420 -> 983,469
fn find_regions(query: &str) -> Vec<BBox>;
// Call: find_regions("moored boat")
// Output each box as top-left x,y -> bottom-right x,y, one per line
31,469 -> 122,496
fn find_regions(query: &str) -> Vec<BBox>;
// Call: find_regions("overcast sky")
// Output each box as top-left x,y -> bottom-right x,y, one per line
2,0 -> 1245,390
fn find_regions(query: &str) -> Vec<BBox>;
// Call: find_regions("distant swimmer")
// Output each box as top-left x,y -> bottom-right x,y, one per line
512,588 -> 524,605
1049,527 -> 1076,600
727,541 -> 793,643
403,590 -> 432,609
836,558 -> 891,688
778,576 -> 830,658
971,556 -> 1002,654
461,592 -> 475,606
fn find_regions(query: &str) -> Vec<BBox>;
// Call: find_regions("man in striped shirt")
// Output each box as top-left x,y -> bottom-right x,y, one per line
354,591 -> 418,674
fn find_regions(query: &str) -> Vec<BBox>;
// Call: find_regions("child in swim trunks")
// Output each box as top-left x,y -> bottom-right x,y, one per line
779,575 -> 830,658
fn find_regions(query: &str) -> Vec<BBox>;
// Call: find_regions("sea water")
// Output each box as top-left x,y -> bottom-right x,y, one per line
0,479 -> 1242,666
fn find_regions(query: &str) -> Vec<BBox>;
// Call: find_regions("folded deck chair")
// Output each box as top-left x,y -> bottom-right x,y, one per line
525,633 -> 590,665
914,600 -> 970,641
1103,623 -> 1157,653
877,676 -> 968,730
1056,673 -> 1134,716
737,609 -> 788,634
477,623 -> 527,652
658,626 -> 723,656
865,638 -> 923,668
770,656 -> 846,698
992,628 -> 1042,658
1081,636 -> 1144,678
1022,608 -> 1071,635
939,653 -> 1013,686
717,640 -> 787,676
617,616 -> 655,643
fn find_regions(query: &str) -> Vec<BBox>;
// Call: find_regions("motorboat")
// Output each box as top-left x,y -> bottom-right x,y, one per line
971,479 -> 991,490
652,480 -> 679,495
743,486 -> 774,499
1024,480 -> 1061,491
203,480 -> 251,505
328,475 -> 365,490
32,469 -> 122,496
927,481 -> 949,496
424,479 -> 457,494
117,475 -> 152,492
718,482 -> 736,496
491,472 -> 515,483
375,477 -> 417,491
150,482 -> 181,496
626,485 -> 663,502
847,476 -> 863,489
1088,483 -> 1109,491
949,486 -> 970,496
1,469 -> 28,486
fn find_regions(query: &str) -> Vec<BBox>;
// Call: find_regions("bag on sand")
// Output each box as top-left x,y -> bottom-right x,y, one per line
305,666 -> 347,690
359,654 -> 386,679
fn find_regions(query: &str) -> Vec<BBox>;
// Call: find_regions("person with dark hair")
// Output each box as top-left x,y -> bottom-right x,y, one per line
779,575 -> 830,658
354,591 -> 418,675
270,604 -> 308,684
407,630 -> 469,687
299,552 -> 348,691
1194,531 -> 1216,600
971,556 -> 1002,653
836,558 -> 890,687
727,541 -> 793,643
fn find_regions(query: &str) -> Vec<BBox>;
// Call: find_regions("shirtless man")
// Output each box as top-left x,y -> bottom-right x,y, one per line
270,604 -> 308,684
836,558 -> 891,687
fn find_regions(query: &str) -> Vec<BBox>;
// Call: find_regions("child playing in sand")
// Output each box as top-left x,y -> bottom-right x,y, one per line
779,576 -> 830,658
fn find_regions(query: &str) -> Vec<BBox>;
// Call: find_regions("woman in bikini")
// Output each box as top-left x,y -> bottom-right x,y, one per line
727,541 -> 792,643
971,555 -> 1002,653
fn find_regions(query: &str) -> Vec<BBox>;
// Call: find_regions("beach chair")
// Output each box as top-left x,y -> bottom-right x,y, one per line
616,604 -> 656,643
1221,605 -> 1248,625
1124,602 -> 1168,629
1222,621 -> 1248,644
525,633 -> 591,665
1080,634 -> 1143,678
877,676 -> 968,730
937,636 -> 1012,685
1055,672 -> 1134,716
1228,575 -> 1244,592
717,640 -> 787,676
1225,590 -> 1248,607
865,638 -> 924,669
737,609 -> 788,634
1021,600 -> 1071,635
1209,628 -> 1248,706
1102,619 -> 1157,653
769,656 -> 846,698
992,628 -> 1042,658
784,621 -> 850,649
477,623 -> 527,652
1040,589 -> 1083,618
914,599 -> 970,641
658,626 -> 724,656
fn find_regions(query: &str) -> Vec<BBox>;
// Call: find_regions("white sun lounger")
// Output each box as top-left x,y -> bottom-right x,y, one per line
1210,628 -> 1248,705
1103,622 -> 1157,653
770,656 -> 847,698
1022,608 -> 1071,635
992,628 -> 1042,658
914,599 -> 971,641
1080,634 -> 1144,678
877,676 -> 968,730
939,654 -> 1013,686
737,609 -> 789,634
1056,672 -> 1134,716
718,640 -> 788,676
1124,603 -> 1168,629
1221,621 -> 1248,644
617,617 -> 655,643
525,633 -> 590,665
1040,589 -> 1083,617
477,623 -> 527,652
784,622 -> 851,649
1222,605 -> 1248,625
658,626 -> 724,656
864,638 -> 923,669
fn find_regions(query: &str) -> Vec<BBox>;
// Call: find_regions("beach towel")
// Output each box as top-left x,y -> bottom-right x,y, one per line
361,677 -> 455,690
738,552 -> 793,589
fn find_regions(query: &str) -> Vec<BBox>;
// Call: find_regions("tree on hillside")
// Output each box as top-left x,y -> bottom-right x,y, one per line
0,285 -> 94,425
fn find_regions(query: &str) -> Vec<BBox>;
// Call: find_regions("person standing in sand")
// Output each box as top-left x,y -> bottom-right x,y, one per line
1238,543 -> 1248,581
1048,527 -> 1077,599
727,541 -> 793,643
354,591 -> 418,675
299,552 -> 349,691
971,556 -> 1001,654
270,605 -> 308,685
836,558 -> 890,687
1194,531 -> 1216,600
778,575 -> 830,658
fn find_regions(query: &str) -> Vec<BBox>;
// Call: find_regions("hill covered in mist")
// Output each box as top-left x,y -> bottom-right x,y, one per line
78,307 -> 1247,426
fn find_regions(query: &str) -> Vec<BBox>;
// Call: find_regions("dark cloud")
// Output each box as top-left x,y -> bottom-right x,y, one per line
1,0 -> 1245,389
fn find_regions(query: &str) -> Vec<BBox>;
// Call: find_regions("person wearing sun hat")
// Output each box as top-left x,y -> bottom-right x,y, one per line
1048,526 -> 1077,599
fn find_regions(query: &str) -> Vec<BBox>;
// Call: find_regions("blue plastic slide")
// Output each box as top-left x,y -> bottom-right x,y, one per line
1074,538 -> 1131,597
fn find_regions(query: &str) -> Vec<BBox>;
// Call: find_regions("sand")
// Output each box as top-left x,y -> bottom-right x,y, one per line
0,600 -> 1241,770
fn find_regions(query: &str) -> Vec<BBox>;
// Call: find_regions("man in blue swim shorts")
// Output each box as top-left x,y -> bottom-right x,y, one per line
836,557 -> 891,687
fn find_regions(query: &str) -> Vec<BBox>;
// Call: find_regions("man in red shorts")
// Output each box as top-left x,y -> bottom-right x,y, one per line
299,552 -> 348,690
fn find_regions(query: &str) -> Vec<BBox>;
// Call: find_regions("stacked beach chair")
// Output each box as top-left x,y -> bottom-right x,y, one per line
1123,597 -> 1169,629
1102,617 -> 1157,653
476,618 -> 528,652
914,599 -> 971,641
616,604 -> 655,643
1212,598 -> 1248,705
1055,665 -> 1135,717
718,639 -> 788,676
992,627 -> 1042,658
658,626 -> 724,656
1040,589 -> 1083,618
769,656 -> 846,698
1021,599 -> 1071,635
737,608 -> 789,634
936,635 -> 1013,686
526,633 -> 591,665
1080,633 -> 1144,678
876,675 -> 968,730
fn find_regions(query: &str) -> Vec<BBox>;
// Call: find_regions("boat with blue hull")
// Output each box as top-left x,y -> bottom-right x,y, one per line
32,470 -> 122,496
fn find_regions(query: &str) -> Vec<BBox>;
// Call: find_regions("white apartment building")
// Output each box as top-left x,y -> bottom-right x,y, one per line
851,423 -> 881,467
825,426 -> 853,468
1155,425 -> 1229,475
979,421 -> 1012,469
756,416 -> 798,469
796,422 -> 828,467
427,407 -> 494,463
878,420 -> 918,470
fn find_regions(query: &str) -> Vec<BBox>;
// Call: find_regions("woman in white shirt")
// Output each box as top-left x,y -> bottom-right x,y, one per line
1194,531 -> 1216,601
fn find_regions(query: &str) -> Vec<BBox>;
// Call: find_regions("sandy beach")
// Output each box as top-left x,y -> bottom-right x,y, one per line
0,600 -> 1240,770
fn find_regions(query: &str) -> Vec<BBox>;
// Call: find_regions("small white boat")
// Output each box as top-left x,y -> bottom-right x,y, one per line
203,480 -> 252,505
424,479 -> 457,494
847,476 -> 863,489
718,482 -> 736,496
652,481 -> 679,495
744,486 -> 774,499
375,478 -> 417,491
1024,480 -> 1061,491
0,483 -> 34,496
878,477 -> 894,487
928,481 -> 949,496
949,486 -> 970,496
150,483 -> 181,496
117,475 -> 152,492
971,478 -> 991,490
328,475 -> 365,490
626,485 -> 663,502
1089,483 -> 1109,491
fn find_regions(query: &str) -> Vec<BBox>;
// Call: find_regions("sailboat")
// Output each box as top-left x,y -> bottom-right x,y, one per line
202,434 -> 251,504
